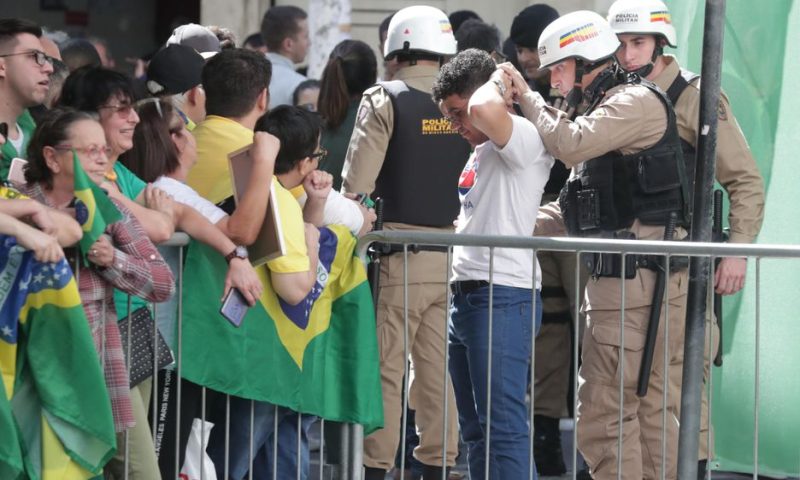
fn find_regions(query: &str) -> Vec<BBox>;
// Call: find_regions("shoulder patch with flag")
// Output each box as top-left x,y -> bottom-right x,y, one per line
181,224 -> 383,433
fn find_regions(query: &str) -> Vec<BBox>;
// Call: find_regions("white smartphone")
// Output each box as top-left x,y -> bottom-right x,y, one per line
7,158 -> 27,186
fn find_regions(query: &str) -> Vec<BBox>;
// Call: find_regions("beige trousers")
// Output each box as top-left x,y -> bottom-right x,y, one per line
576,270 -> 688,480
106,378 -> 161,480
534,249 -> 587,418
363,253 -> 459,470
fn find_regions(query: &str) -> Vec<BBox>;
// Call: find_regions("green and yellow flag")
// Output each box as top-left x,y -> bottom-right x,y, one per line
72,152 -> 121,255
0,375 -> 24,479
180,224 -> 384,433
0,235 -> 116,479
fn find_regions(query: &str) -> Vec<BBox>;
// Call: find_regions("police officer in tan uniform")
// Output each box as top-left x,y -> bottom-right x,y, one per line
342,6 -> 467,479
509,5 -> 591,475
608,0 -> 766,474
500,11 -> 692,479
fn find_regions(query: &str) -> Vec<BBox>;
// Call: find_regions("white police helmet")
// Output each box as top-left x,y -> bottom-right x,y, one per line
537,10 -> 621,70
383,5 -> 458,60
607,0 -> 678,48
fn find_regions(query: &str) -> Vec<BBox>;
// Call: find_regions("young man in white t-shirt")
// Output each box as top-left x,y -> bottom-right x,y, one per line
432,48 -> 554,479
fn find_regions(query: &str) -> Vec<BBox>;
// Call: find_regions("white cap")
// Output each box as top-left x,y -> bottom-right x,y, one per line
166,23 -> 221,59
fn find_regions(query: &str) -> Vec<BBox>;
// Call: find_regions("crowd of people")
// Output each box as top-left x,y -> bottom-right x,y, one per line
0,0 -> 764,479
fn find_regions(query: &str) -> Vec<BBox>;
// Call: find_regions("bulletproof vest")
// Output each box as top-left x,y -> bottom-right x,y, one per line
544,158 -> 571,196
372,80 -> 471,227
665,68 -> 701,192
559,77 -> 691,237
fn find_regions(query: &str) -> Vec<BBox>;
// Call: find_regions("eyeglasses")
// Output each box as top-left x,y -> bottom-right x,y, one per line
52,144 -> 112,160
309,148 -> 328,162
442,109 -> 466,126
491,50 -> 508,64
0,50 -> 52,67
0,122 -> 7,139
298,103 -> 317,112
98,102 -> 135,117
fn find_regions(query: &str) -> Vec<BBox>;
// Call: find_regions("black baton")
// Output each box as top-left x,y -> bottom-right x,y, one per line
368,198 -> 384,310
637,211 -> 678,397
713,189 -> 724,367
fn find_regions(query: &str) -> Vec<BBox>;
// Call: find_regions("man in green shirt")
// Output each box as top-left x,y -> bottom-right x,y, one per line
0,19 -> 54,179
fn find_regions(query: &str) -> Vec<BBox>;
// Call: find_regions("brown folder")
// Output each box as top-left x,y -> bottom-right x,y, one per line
228,144 -> 285,267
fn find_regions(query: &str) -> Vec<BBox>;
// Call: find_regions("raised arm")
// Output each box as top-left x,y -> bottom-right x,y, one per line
222,132 -> 279,245
468,69 -> 514,149
301,170 -> 333,227
500,63 -> 664,167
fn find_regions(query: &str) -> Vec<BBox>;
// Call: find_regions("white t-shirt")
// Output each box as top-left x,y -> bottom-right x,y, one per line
152,176 -> 227,224
451,114 -> 554,290
8,124 -> 25,155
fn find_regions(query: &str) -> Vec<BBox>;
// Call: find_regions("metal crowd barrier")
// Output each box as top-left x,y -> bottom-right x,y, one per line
108,233 -> 364,480
353,231 -> 800,480
103,231 -> 800,479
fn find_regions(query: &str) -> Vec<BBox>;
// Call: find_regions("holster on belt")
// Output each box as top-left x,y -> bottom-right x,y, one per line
584,231 -> 689,280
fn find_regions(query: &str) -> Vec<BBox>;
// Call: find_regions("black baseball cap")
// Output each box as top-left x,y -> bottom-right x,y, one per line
146,44 -> 205,96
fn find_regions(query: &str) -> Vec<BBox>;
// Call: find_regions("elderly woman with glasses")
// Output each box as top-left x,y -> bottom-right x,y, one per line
19,109 -> 175,477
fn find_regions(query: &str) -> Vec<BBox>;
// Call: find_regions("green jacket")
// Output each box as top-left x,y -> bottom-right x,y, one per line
0,110 -> 36,181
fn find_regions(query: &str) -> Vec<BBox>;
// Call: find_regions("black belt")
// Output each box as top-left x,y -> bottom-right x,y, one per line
375,243 -> 450,256
450,280 -> 489,295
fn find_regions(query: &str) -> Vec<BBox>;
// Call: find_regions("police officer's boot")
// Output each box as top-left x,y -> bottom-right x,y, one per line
365,466 -> 387,480
697,460 -> 708,480
420,464 -> 450,480
533,414 -> 567,476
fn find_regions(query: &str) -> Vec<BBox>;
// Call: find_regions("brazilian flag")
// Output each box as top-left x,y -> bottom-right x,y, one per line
181,224 -> 384,433
0,236 -> 116,479
72,152 -> 121,256
0,375 -> 24,479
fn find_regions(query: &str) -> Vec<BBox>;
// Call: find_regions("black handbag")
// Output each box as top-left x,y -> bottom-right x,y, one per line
118,306 -> 174,387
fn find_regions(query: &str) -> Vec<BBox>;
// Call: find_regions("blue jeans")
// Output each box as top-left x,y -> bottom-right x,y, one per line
206,396 -> 314,480
449,285 -> 542,480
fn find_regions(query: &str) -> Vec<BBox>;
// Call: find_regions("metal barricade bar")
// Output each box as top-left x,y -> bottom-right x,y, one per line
355,231 -> 800,480
103,231 -> 799,479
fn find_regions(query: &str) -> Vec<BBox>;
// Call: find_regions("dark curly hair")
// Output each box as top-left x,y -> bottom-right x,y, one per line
432,48 -> 496,103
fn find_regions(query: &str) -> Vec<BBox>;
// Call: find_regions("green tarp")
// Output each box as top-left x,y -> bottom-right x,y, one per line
670,0 -> 799,476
